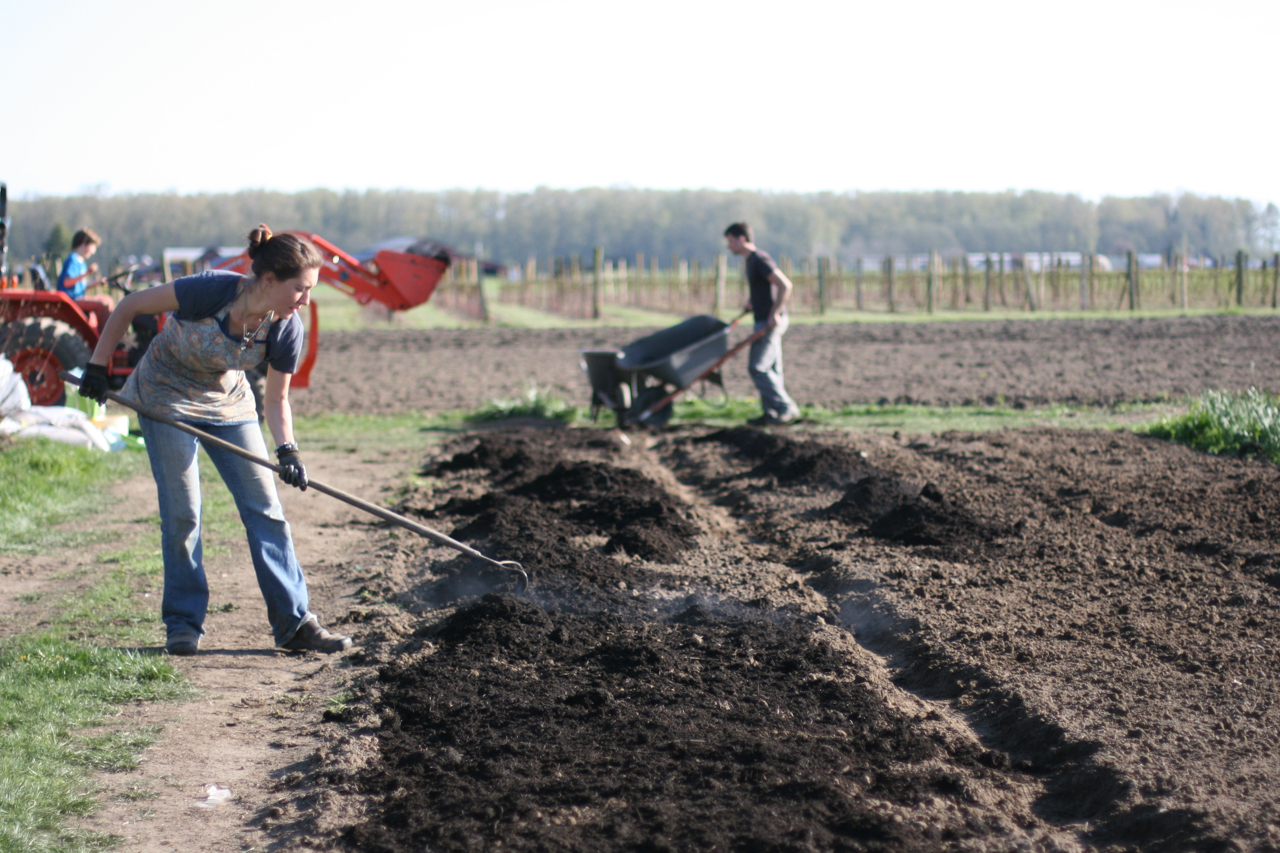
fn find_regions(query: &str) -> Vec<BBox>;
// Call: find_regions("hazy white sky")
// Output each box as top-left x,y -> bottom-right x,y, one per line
4,0 -> 1276,203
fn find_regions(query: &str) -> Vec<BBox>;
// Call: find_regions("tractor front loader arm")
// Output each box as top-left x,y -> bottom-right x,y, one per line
213,231 -> 449,389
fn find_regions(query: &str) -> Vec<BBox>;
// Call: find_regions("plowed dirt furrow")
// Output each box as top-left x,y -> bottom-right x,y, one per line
658,425 -> 1279,851
270,423 -> 1277,852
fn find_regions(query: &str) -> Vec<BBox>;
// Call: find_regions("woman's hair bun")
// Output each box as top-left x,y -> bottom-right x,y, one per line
246,223 -> 274,260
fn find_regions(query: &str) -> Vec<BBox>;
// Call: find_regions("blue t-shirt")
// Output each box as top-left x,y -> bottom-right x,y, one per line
173,270 -> 304,373
58,253 -> 88,299
118,270 -> 306,424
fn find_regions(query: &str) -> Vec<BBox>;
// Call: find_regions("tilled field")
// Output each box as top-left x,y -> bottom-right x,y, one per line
296,314 -> 1280,416
283,419 -> 1280,852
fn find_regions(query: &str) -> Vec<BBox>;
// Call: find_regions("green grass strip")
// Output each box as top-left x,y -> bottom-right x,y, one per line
0,634 -> 187,853
1145,387 -> 1280,462
428,385 -> 1172,434
0,436 -> 189,852
0,438 -> 149,554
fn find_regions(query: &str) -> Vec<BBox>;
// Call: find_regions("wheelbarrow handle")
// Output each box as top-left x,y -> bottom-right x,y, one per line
60,371 -> 528,592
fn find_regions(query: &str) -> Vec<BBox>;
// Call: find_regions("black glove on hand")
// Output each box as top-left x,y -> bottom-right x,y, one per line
78,363 -> 110,404
276,443 -> 308,491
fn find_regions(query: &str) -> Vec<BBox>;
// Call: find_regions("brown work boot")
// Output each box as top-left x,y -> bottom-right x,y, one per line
283,619 -> 352,653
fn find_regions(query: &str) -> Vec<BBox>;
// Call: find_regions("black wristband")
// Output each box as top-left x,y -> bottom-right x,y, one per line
276,442 -> 299,456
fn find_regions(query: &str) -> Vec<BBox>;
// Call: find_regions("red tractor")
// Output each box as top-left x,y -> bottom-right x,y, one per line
0,218 -> 449,407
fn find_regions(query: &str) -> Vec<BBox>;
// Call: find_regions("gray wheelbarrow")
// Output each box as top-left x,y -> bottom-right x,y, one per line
579,310 -> 767,428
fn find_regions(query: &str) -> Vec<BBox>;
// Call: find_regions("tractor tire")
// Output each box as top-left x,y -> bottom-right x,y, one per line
246,363 -> 268,422
1,317 -> 92,407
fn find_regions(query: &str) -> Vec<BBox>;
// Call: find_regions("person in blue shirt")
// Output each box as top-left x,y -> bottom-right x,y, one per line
78,225 -> 352,656
57,228 -> 113,331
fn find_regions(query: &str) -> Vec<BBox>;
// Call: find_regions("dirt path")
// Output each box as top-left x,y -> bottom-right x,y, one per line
57,445 -> 406,852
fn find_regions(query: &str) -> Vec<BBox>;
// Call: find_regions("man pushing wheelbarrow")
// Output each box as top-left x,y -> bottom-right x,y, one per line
579,222 -> 801,429
724,221 -> 801,426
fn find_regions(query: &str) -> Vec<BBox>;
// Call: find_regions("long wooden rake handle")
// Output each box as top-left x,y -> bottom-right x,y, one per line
61,371 -> 529,592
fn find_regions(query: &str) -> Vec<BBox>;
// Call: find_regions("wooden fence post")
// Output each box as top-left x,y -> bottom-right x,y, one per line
816,256 -> 827,314
997,254 -> 1007,306
961,255 -> 971,306
476,259 -> 491,324
926,250 -> 937,313
1080,253 -> 1089,310
592,247 -> 603,319
1022,255 -> 1038,311
1179,253 -> 1187,310
886,255 -> 896,313
714,252 -> 727,316
1127,251 -> 1139,310
1236,249 -> 1246,306
854,256 -> 864,310
1038,253 -> 1046,308
1273,252 -> 1279,309
984,253 -> 992,310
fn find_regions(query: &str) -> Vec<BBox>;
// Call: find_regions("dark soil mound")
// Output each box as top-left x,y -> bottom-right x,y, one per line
448,493 -> 633,589
344,595 -> 1006,853
827,476 -> 1006,556
699,426 -> 878,486
512,461 -> 698,562
420,435 -> 702,603
467,459 -> 700,565
431,431 -> 622,485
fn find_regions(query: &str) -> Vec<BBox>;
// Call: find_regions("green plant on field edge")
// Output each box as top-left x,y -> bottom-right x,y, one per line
1145,387 -> 1280,462
469,384 -> 579,424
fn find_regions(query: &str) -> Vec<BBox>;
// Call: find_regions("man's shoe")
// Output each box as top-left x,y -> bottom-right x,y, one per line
748,411 -> 799,427
166,631 -> 201,656
283,619 -> 353,653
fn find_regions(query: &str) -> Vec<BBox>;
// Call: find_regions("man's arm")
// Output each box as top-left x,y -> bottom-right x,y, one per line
767,270 -> 793,325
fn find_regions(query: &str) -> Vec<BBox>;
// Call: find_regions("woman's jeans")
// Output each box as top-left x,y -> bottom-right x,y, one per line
749,316 -> 799,418
139,416 -> 312,646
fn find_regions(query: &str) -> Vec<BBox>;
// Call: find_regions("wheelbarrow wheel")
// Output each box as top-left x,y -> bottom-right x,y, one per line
612,382 -> 631,426
629,386 -> 673,428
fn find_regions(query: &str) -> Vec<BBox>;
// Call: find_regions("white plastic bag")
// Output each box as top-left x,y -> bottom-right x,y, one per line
1,405 -> 112,451
0,355 -> 31,417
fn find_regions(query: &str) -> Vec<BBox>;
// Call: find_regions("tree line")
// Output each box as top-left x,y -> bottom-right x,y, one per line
8,187 -> 1277,269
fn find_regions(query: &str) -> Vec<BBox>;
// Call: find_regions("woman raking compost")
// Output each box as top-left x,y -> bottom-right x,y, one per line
78,225 -> 352,655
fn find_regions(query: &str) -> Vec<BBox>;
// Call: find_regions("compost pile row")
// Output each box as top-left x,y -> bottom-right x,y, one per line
317,425 -> 1280,853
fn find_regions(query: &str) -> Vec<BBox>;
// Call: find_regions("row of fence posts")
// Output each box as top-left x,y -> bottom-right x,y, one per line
483,248 -> 1280,321
6,248 -> 1278,321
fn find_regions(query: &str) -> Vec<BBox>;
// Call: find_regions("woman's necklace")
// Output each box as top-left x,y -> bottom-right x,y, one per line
240,311 -> 274,351
236,289 -> 274,351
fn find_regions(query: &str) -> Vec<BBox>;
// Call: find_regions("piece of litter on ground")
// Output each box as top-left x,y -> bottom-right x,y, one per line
616,431 -> 632,446
195,784 -> 232,807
